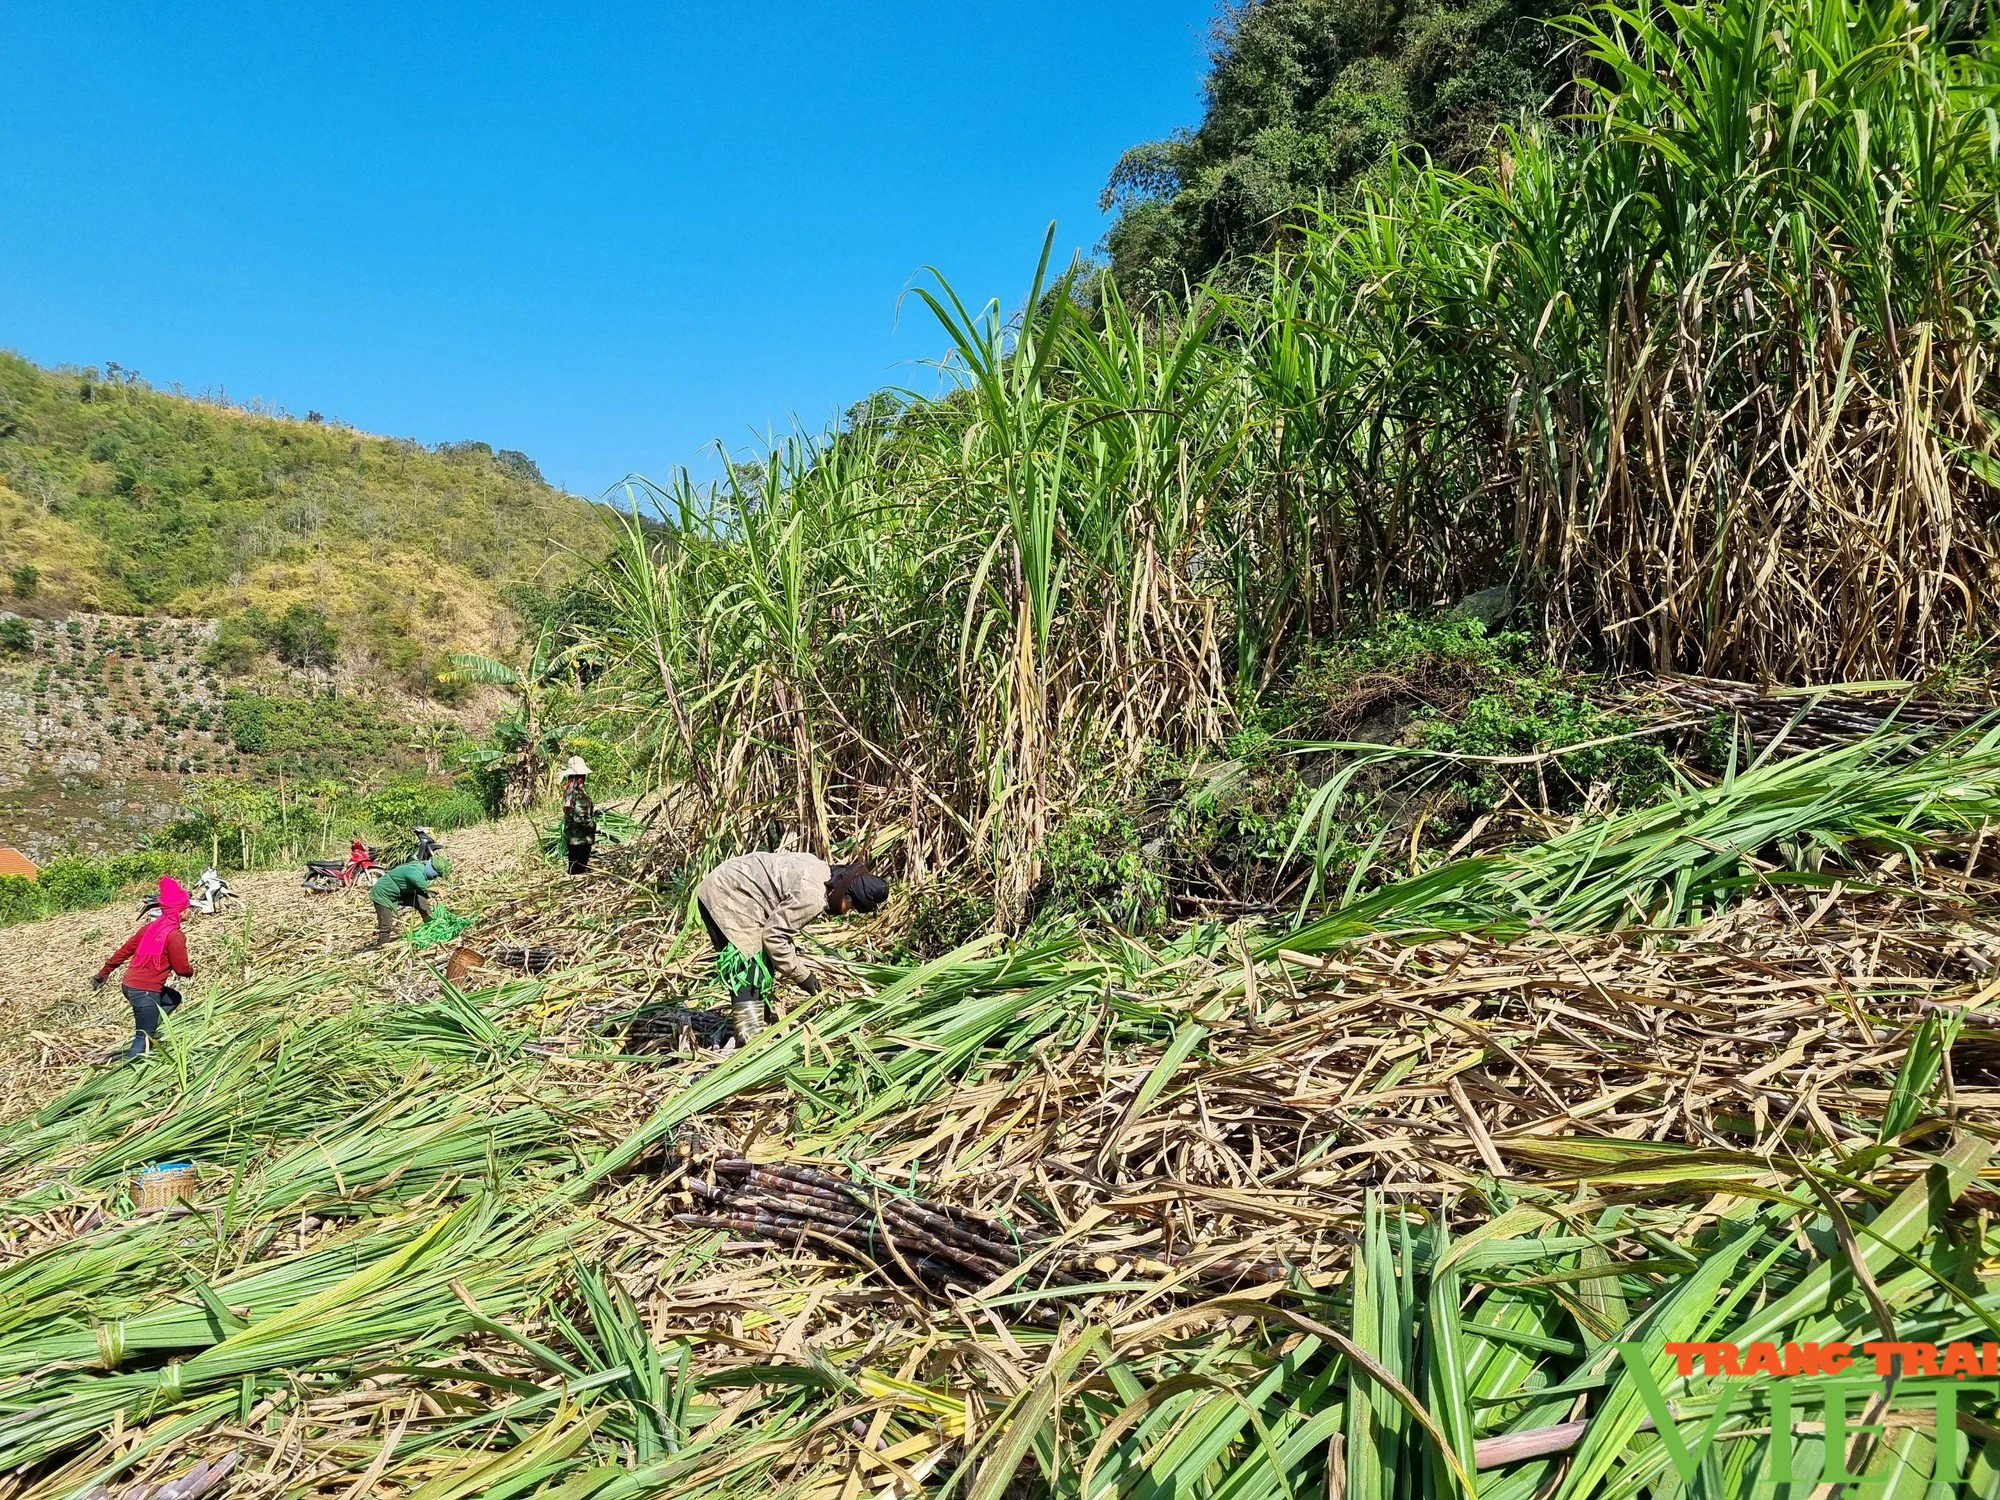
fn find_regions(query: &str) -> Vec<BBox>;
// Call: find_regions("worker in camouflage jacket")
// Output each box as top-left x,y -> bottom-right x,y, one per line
693,852 -> 888,1044
560,756 -> 597,875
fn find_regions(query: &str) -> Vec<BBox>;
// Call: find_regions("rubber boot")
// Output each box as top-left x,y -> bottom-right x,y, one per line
730,986 -> 766,1046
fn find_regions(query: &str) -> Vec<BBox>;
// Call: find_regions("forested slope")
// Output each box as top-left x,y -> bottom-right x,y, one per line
0,352 -> 598,686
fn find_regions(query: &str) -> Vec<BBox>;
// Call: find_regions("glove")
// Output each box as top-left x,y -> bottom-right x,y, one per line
90,973 -> 107,991
798,972 -> 821,997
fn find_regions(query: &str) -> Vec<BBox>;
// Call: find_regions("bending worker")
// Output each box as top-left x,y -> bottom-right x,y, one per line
92,876 -> 193,1060
561,756 -> 597,875
693,852 -> 888,1044
371,853 -> 449,946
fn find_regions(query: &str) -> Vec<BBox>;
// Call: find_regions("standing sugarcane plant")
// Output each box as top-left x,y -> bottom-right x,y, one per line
562,0 -> 2000,927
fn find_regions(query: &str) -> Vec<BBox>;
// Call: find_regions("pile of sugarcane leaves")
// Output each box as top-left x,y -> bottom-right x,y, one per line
8,729 -> 2000,1497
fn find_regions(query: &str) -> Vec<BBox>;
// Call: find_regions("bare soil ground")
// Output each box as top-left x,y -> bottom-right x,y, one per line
0,817 -> 541,1119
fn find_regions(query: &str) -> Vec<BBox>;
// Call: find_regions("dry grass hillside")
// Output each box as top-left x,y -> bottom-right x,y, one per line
0,349 -> 603,692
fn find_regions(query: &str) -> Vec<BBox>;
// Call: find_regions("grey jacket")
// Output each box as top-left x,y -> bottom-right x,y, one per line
694,852 -> 831,983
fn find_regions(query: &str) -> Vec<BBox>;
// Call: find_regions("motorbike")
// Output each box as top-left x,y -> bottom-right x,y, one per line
303,847 -> 383,894
189,868 -> 237,914
136,868 -> 236,921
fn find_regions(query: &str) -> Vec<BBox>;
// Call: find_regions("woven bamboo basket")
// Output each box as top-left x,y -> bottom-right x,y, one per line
135,1162 -> 198,1211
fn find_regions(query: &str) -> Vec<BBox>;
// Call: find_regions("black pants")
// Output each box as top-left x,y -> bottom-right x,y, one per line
567,840 -> 594,874
122,984 -> 164,1059
699,901 -> 769,1039
697,899 -> 727,952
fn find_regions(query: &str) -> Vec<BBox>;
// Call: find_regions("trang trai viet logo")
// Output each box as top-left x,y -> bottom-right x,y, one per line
1616,1341 -> 2000,1486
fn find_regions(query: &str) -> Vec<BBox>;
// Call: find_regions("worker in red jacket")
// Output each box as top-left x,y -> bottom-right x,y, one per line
92,876 -> 194,1060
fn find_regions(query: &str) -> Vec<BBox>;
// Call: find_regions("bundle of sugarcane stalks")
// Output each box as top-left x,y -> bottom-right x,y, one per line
1646,675 -> 1991,751
675,1155 -> 1287,1311
77,1455 -> 234,1500
679,1155 -> 1069,1301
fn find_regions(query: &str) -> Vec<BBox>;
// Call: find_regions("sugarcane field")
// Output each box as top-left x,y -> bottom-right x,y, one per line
10,0 -> 2000,1496
11,693 -> 2000,1500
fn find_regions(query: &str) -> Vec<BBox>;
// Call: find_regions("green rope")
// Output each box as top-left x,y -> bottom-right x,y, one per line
716,943 -> 772,998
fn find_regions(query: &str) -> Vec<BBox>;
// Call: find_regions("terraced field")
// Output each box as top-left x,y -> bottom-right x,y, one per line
0,615 -> 231,857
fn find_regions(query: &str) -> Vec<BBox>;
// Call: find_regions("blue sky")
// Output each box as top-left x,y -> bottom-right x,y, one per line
0,3 -> 1215,496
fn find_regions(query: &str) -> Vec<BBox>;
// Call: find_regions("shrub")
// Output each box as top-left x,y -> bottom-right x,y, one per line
0,617 -> 31,654
358,777 -> 486,836
1278,615 -> 1534,737
1037,804 -> 1168,933
272,604 -> 339,672
8,563 -> 37,600
0,875 -> 38,925
1421,685 -> 1676,809
15,850 -> 185,925
203,614 -> 262,675
892,882 -> 995,962
223,693 -> 270,752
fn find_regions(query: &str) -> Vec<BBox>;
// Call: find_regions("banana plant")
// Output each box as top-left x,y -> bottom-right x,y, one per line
445,627 -> 582,811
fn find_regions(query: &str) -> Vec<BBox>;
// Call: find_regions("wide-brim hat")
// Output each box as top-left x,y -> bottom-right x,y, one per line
562,756 -> 591,778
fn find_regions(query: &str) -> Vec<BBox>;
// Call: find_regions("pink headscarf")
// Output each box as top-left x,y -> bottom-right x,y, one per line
133,878 -> 190,968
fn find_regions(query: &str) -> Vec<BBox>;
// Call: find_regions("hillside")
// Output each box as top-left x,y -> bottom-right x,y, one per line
0,351 -> 600,691
0,612 -> 504,862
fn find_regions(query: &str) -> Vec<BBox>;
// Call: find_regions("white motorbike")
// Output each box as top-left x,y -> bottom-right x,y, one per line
190,868 -> 238,915
139,868 -> 238,923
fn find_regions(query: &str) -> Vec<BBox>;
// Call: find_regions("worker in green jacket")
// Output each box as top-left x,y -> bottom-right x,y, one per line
370,854 -> 450,946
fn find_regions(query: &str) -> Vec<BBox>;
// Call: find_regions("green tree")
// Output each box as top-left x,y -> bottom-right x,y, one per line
204,612 -> 264,675
8,564 -> 38,600
272,604 -> 339,673
1102,0 -> 1571,298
